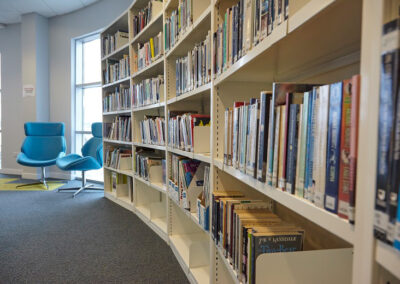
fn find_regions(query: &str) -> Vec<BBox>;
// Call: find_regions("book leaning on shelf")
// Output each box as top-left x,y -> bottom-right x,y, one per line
104,116 -> 132,142
103,85 -> 131,112
135,149 -> 165,185
164,0 -> 193,52
132,0 -> 163,38
134,32 -> 163,73
211,192 -> 304,284
223,75 -> 361,222
102,30 -> 128,57
213,0 -> 288,76
132,76 -> 164,108
168,154 -> 205,211
103,55 -> 130,84
197,165 -> 210,231
104,146 -> 132,170
168,111 -> 210,153
175,31 -> 211,95
139,116 -> 165,146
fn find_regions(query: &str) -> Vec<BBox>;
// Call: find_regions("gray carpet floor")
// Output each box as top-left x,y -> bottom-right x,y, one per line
0,188 -> 189,283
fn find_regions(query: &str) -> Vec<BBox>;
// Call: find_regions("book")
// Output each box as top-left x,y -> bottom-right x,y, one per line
285,104 -> 300,194
304,90 -> 315,200
257,91 -> 272,181
247,99 -> 260,177
324,82 -> 343,214
271,106 -> 281,187
277,104 -> 287,189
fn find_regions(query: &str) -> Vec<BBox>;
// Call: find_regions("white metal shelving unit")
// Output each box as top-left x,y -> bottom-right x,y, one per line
100,0 -> 400,283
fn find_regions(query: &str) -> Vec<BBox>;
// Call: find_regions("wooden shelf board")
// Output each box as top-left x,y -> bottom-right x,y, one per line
131,56 -> 164,80
103,139 -> 133,146
103,109 -> 132,115
133,142 -> 166,151
130,12 -> 163,45
167,147 -> 211,163
135,175 -> 167,194
133,102 -> 165,112
221,164 -> 354,244
376,240 -> 400,280
101,42 -> 129,61
165,6 -> 211,59
104,166 -> 134,177
102,77 -> 130,89
105,191 -> 135,212
213,158 -> 223,170
151,216 -> 168,235
167,83 -> 211,105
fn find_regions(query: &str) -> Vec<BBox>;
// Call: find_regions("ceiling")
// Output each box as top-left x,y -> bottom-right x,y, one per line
0,0 -> 101,24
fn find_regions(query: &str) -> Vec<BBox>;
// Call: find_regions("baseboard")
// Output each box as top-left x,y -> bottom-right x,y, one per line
48,172 -> 72,180
21,172 -> 40,180
0,168 -> 22,175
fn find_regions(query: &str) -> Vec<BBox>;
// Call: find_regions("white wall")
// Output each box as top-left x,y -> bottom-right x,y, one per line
0,0 -> 132,177
0,23 -> 23,174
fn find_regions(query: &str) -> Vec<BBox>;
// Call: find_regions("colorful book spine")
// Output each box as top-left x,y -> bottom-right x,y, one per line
338,79 -> 353,219
286,104 -> 300,194
266,93 -> 277,185
257,92 -> 272,181
304,90 -> 315,200
324,82 -> 343,214
375,19 -> 400,241
278,105 -> 287,189
349,75 -> 360,224
272,107 -> 281,187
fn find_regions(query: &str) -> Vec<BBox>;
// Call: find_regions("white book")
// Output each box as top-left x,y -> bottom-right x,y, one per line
243,0 -> 255,54
311,88 -> 321,203
314,85 -> 330,208
232,106 -> 240,168
272,107 -> 281,187
247,100 -> 259,177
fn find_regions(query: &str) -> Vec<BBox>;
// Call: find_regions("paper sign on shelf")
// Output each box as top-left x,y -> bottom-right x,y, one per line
23,85 -> 35,98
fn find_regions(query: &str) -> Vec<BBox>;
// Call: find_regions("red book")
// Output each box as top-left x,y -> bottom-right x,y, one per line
348,75 -> 360,223
338,77 -> 355,219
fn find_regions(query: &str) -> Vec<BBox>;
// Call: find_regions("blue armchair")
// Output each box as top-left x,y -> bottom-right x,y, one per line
17,122 -> 66,189
56,122 -> 103,197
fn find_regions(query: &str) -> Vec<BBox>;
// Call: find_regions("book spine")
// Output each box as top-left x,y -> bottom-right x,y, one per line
306,88 -> 317,202
266,94 -> 276,185
286,104 -> 299,194
278,105 -> 287,189
224,108 -> 229,165
294,104 -> 303,197
324,82 -> 343,214
257,92 -> 270,181
296,93 -> 309,198
338,79 -> 352,219
272,106 -> 281,187
349,75 -> 360,224
374,19 -> 400,241
304,91 -> 314,201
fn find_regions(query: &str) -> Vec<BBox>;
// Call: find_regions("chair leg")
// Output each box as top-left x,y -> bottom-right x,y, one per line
58,171 -> 103,198
16,167 -> 49,189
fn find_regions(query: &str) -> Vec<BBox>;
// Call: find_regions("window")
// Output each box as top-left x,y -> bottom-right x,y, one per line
0,53 -> 2,169
73,33 -> 102,181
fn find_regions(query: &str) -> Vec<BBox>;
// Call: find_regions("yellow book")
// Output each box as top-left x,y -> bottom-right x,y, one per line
150,37 -> 155,59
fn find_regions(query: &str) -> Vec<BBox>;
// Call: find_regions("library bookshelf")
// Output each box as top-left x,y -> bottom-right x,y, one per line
100,0 -> 397,283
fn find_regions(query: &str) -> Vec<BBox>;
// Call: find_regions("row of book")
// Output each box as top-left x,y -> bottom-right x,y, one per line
164,0 -> 193,52
132,0 -> 163,38
135,32 -> 163,73
103,85 -> 131,112
168,154 -> 206,212
132,76 -> 164,108
212,191 -> 304,284
103,55 -> 130,84
175,31 -> 211,96
102,30 -> 128,57
167,112 -> 210,153
139,116 -> 165,146
135,149 -> 166,185
375,17 -> 400,249
213,0 -> 288,76
224,75 -> 360,222
104,116 -> 132,142
104,146 -> 132,170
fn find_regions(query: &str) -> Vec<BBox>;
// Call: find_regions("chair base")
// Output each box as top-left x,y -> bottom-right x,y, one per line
58,171 -> 103,198
16,167 -> 49,189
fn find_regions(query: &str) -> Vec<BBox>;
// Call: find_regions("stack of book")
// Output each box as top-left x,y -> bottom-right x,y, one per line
104,116 -> 132,142
213,0 -> 288,76
211,191 -> 304,284
135,32 -> 163,73
168,112 -> 210,153
132,76 -> 164,108
224,75 -> 361,222
103,85 -> 131,112
175,31 -> 211,95
103,55 -> 130,84
168,154 -> 206,211
132,0 -> 163,38
102,30 -> 128,57
375,17 -> 400,250
139,116 -> 165,145
104,146 -> 132,170
135,149 -> 165,184
164,0 -> 193,52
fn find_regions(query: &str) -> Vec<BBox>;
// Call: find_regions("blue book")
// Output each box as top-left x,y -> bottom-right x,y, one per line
304,90 -> 316,200
324,82 -> 343,213
257,92 -> 272,181
285,104 -> 300,194
395,200 -> 400,250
